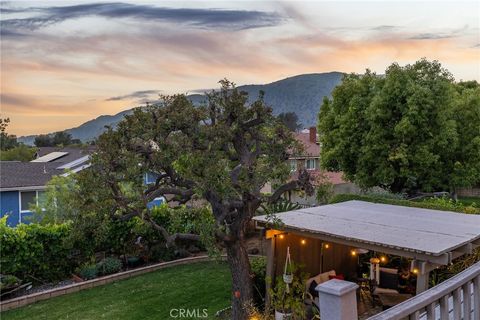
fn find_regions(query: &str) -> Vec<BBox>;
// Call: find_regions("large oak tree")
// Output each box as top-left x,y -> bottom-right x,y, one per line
318,59 -> 480,195
89,80 -> 313,319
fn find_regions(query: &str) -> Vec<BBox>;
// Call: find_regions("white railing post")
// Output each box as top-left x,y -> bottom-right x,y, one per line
317,279 -> 359,320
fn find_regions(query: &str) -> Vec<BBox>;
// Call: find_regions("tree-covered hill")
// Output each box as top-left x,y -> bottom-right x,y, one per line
18,72 -> 343,144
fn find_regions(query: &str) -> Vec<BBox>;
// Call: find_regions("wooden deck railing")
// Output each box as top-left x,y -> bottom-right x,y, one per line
367,261 -> 480,320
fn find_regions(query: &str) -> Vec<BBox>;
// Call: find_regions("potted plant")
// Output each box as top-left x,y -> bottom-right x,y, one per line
269,264 -> 306,320
283,247 -> 293,286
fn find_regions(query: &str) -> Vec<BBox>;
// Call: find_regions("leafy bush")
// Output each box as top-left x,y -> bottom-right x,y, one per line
0,274 -> 21,290
96,257 -> 122,276
78,264 -> 97,280
151,204 -> 218,256
0,217 -> 74,282
150,244 -> 176,262
250,256 -> 267,308
329,194 -> 480,214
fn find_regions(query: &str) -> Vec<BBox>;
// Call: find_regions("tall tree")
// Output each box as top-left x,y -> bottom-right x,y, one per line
0,117 -> 18,151
34,134 -> 54,147
34,131 -> 79,147
448,82 -> 480,198
88,80 -> 313,319
277,112 -> 302,131
319,59 -> 479,194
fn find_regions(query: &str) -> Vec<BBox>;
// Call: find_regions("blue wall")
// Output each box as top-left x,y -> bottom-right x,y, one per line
0,191 -> 20,226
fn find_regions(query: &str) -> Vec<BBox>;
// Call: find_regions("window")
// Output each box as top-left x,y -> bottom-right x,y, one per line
289,160 -> 297,172
20,191 -> 36,212
306,159 -> 316,170
20,190 -> 45,212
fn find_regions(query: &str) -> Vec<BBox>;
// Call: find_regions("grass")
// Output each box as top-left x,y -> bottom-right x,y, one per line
458,196 -> 480,206
2,261 -> 231,320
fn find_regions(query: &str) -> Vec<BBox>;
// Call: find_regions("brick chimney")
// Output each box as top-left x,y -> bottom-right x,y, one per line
309,127 -> 317,144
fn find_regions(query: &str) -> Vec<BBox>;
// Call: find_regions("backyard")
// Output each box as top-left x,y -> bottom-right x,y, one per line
2,261 -> 231,320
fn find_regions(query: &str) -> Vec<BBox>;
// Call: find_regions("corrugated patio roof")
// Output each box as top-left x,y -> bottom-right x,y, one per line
254,200 -> 480,264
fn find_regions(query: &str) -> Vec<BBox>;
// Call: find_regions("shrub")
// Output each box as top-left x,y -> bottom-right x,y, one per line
0,274 -> 21,290
96,257 -> 122,276
0,217 -> 74,282
150,244 -> 176,262
78,264 -> 97,280
151,204 -> 218,255
250,256 -> 267,309
329,194 -> 480,214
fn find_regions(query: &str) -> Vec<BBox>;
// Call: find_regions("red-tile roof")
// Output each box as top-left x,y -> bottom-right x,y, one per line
293,132 -> 320,157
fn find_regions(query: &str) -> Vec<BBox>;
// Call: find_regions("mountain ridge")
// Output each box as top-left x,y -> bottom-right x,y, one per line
18,72 -> 344,145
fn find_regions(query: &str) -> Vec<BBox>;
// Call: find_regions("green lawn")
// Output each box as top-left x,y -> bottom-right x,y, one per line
2,261 -> 231,320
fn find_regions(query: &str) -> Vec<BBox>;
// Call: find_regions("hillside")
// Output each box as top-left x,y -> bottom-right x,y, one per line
18,72 -> 343,144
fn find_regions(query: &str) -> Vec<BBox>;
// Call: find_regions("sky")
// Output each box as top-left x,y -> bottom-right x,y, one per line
1,0 -> 479,136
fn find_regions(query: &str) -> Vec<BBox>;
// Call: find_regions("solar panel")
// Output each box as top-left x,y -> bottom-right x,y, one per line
57,155 -> 90,169
31,152 -> 68,162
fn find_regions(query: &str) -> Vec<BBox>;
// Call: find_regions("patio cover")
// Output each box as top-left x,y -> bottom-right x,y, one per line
254,200 -> 480,266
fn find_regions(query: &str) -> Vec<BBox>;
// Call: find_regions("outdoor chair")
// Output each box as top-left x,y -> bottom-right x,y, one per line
304,270 -> 336,308
370,267 -> 400,306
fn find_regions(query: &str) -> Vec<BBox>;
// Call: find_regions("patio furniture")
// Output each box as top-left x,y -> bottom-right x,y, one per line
372,267 -> 400,294
305,270 -> 336,307
377,293 -> 412,310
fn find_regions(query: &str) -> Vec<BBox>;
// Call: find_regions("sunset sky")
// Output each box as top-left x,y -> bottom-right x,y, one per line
1,1 -> 479,136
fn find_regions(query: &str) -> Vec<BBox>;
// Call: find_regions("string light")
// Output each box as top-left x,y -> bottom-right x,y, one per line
279,234 -> 284,239
412,268 -> 419,274
351,250 -> 357,256
324,244 -> 330,249
380,256 -> 387,263
301,239 -> 306,245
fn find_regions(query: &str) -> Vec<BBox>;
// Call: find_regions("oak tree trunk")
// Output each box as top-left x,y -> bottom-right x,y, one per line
226,238 -> 253,320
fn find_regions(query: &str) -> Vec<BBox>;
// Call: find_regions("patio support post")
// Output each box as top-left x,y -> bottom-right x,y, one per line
412,260 -> 435,294
317,279 -> 359,320
416,271 -> 430,293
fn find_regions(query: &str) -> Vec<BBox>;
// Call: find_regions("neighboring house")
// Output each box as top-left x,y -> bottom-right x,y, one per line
286,127 -> 360,206
0,148 -> 92,226
1,147 -> 164,226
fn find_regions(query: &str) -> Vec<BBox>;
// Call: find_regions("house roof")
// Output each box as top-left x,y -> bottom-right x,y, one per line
254,200 -> 480,265
0,147 -> 95,191
0,162 -> 64,190
34,146 -> 95,165
293,132 -> 320,157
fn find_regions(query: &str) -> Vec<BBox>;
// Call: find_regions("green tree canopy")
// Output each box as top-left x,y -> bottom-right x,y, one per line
34,131 -> 81,147
0,144 -> 36,161
0,117 -> 18,151
318,59 -> 480,194
278,112 -> 302,131
85,80 -> 313,320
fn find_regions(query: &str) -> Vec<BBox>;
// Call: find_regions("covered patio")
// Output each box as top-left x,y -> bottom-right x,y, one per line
254,200 -> 480,314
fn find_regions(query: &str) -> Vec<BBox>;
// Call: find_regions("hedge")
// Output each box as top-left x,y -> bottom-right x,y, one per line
0,217 -> 75,282
329,194 -> 480,214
